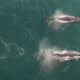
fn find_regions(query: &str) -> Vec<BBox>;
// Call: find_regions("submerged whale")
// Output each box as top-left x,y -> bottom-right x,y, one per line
48,10 -> 80,30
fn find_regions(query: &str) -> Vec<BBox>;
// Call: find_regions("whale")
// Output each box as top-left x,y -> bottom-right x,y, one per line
48,10 -> 80,30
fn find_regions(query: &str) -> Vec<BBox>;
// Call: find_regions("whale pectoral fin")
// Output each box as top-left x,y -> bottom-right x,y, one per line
54,9 -> 65,17
48,19 -> 64,30
53,21 -> 64,30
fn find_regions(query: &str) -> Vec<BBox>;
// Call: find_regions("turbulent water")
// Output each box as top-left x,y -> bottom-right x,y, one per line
0,0 -> 80,80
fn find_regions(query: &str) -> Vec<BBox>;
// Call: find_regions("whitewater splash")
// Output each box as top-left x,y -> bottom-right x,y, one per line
47,9 -> 80,30
37,39 -> 80,72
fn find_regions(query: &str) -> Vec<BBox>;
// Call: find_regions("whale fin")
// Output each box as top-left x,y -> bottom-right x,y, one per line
53,10 -> 65,17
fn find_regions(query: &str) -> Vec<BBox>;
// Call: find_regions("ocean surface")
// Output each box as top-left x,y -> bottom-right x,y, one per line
0,0 -> 80,80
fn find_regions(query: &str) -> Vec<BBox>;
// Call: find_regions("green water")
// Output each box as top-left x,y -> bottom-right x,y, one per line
0,0 -> 80,80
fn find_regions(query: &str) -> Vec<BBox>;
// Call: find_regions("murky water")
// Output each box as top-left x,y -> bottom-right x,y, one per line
0,0 -> 80,80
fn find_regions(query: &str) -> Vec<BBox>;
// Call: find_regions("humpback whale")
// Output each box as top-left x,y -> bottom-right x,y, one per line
48,10 -> 80,30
